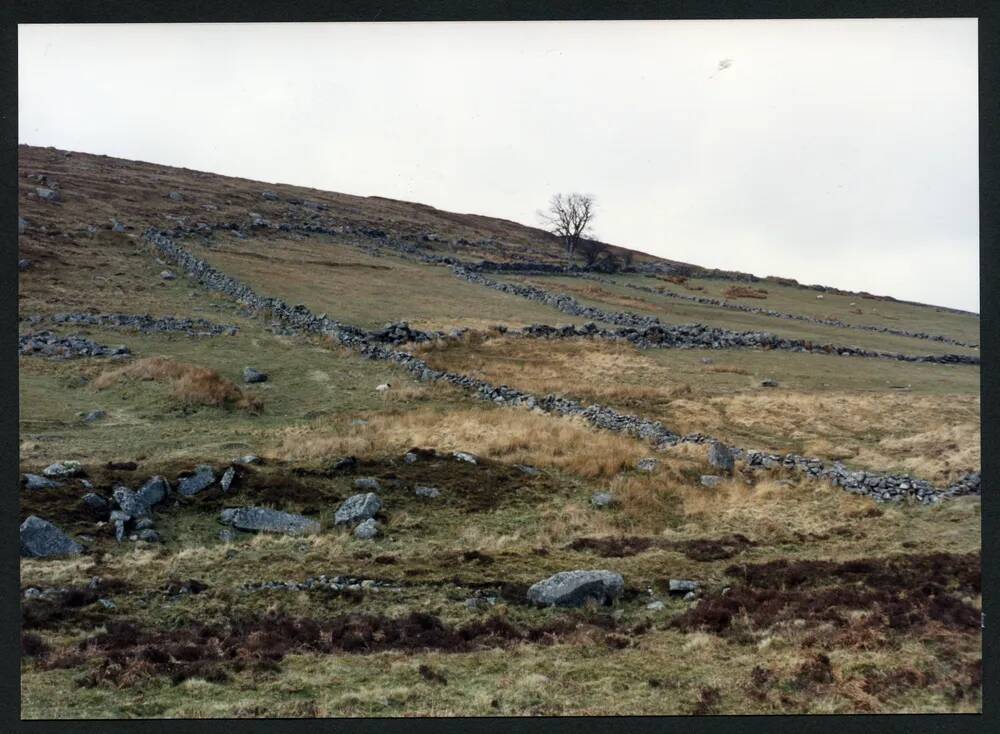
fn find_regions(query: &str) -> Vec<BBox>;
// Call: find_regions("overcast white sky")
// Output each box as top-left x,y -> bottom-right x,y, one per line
19,20 -> 979,311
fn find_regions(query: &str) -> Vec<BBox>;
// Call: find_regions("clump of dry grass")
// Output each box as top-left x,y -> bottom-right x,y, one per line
268,405 -> 651,479
94,356 -> 262,412
723,285 -> 769,299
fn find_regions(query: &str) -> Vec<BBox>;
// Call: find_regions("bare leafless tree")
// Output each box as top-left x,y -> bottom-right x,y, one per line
538,193 -> 595,266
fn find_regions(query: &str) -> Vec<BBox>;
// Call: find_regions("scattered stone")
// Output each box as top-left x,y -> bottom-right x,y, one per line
20,516 -> 82,558
414,485 -> 441,498
18,216 -> 29,233
113,487 -> 152,519
668,579 -> 699,594
20,331 -> 130,359
353,477 -> 381,491
243,366 -> 268,383
24,588 -> 44,600
137,475 -> 170,507
646,601 -> 666,611
110,510 -> 130,542
590,492 -> 614,508
83,409 -> 106,423
700,475 -> 723,488
135,518 -> 155,531
707,442 -> 735,474
160,270 -> 177,280
81,493 -> 110,514
137,529 -> 162,543
35,186 -> 60,202
42,460 -> 83,478
18,258 -> 32,272
220,466 -> 237,492
261,190 -> 279,201
98,598 -> 117,609
760,378 -> 779,388
334,492 -> 382,525
218,528 -> 236,542
168,191 -> 184,201
636,457 -> 659,472
528,570 -> 625,607
353,519 -> 380,540
683,591 -> 698,602
110,218 -> 126,233
331,456 -> 358,472
403,452 -> 419,464
177,465 -> 215,496
23,474 -> 61,490
238,455 -> 262,465
516,464 -> 541,476
219,507 -> 320,535
453,451 -> 478,464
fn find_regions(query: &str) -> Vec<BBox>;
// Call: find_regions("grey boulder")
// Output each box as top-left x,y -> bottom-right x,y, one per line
334,492 -> 382,525
707,442 -> 735,474
353,519 -> 379,540
590,492 -> 614,508
20,516 -> 82,558
636,458 -> 659,473
700,475 -> 723,488
23,474 -> 61,491
113,486 -> 152,519
35,186 -> 60,202
527,570 -> 624,607
42,461 -> 83,478
220,466 -> 236,492
177,466 -> 216,496
414,485 -> 441,499
668,579 -> 699,594
219,507 -> 320,535
353,477 -> 381,491
137,475 -> 170,507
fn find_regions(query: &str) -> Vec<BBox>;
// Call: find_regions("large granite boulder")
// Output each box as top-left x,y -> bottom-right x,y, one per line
219,507 -> 320,535
20,516 -> 82,558
177,466 -> 216,496
527,570 -> 624,607
137,475 -> 170,507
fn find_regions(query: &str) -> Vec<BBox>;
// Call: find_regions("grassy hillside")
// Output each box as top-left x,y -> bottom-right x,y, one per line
18,144 -> 980,717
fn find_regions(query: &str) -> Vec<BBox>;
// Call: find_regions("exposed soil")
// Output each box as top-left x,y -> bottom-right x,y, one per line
566,533 -> 755,561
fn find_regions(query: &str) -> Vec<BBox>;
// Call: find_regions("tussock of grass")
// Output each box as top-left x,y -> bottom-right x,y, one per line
269,405 -> 651,479
94,356 -> 262,412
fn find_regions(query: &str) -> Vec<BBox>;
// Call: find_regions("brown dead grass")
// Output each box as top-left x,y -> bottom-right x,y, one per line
521,279 -> 657,312
268,405 -> 652,479
724,286 -> 769,300
94,357 -> 262,412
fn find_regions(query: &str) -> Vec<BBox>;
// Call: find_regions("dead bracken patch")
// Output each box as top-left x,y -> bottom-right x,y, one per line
671,551 -> 981,639
54,611 -> 632,687
94,356 -> 262,412
723,285 -> 769,299
566,533 -> 754,561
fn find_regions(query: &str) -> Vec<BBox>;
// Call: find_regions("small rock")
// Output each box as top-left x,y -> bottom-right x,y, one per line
403,452 -> 419,464
20,516 -> 82,558
646,601 -> 665,611
35,186 -> 61,202
135,518 -> 155,531
243,366 -> 268,383
24,588 -> 43,600
83,409 -> 106,423
81,493 -> 110,514
353,519 -> 379,540
668,579 -> 699,594
453,451 -> 478,464
353,477 -> 381,491
414,485 -> 441,498
683,591 -> 698,602
760,378 -> 779,388
700,475 -> 722,488
334,492 -> 382,525
218,528 -> 236,542
516,464 -> 541,476
110,218 -> 126,233
636,457 -> 659,472
98,598 -> 117,609
527,570 -> 624,607
18,216 -> 29,233
707,442 -> 735,474
137,529 -> 161,543
18,258 -> 32,272
42,460 -> 83,478
590,492 -> 614,508
168,191 -> 184,201
220,466 -> 236,492
700,357 -> 714,365
160,270 -> 177,280
238,455 -> 262,465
